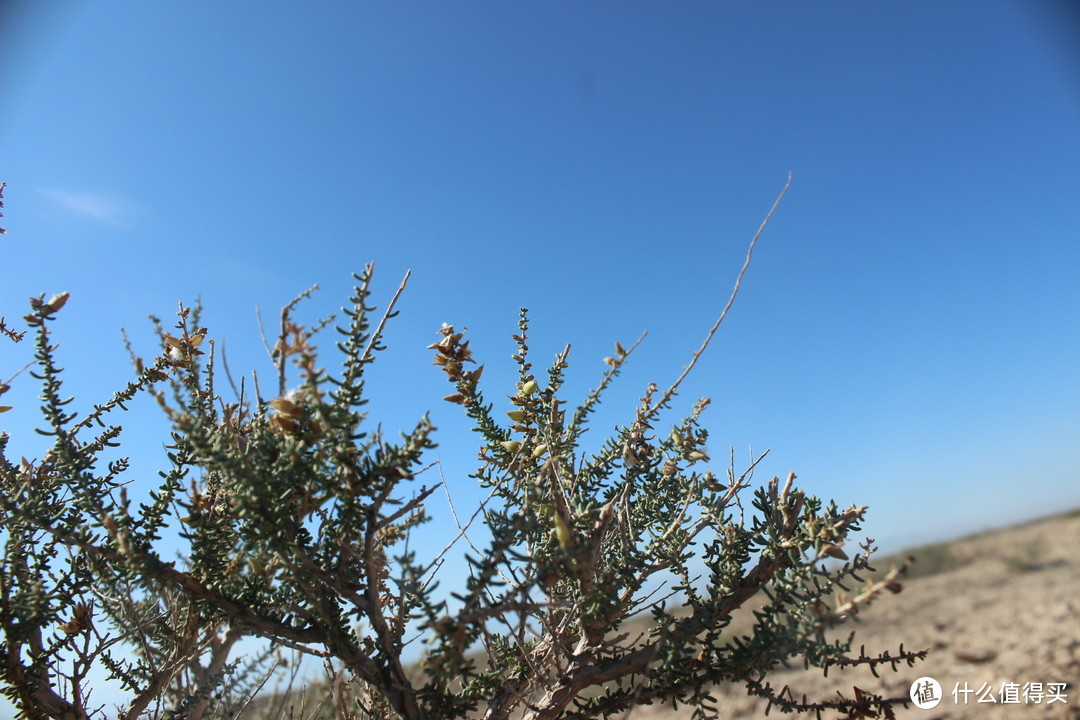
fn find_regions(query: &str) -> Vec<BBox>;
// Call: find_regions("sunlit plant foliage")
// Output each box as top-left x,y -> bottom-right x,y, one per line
0,180 -> 925,719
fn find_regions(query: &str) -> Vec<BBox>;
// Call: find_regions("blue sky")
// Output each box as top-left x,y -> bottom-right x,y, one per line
3,1 -> 1080,588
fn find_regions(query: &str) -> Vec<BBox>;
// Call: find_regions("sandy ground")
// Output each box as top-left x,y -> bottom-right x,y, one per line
628,511 -> 1080,720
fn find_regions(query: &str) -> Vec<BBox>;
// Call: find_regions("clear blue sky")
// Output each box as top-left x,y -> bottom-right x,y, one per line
3,2 -> 1080,579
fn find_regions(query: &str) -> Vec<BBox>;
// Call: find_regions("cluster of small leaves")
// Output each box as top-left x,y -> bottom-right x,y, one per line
0,299 -> 151,716
0,265 -> 445,719
416,310 -> 925,720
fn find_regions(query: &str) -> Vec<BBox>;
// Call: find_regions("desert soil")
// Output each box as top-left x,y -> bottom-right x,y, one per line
628,510 -> 1080,720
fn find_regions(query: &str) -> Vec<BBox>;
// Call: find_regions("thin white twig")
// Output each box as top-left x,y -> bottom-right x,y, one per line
360,269 -> 411,367
649,173 -> 791,416
432,459 -> 506,574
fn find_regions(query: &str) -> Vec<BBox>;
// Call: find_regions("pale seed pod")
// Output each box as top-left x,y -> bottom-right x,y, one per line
821,544 -> 848,560
519,380 -> 539,396
553,512 -> 574,550
271,414 -> 302,435
271,397 -> 305,419
58,619 -> 81,635
499,440 -> 521,454
58,609 -> 87,635
506,409 -> 526,422
45,292 -> 70,314
532,444 -> 548,458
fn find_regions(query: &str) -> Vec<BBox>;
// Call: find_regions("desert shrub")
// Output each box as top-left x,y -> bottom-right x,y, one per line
0,180 -> 925,719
